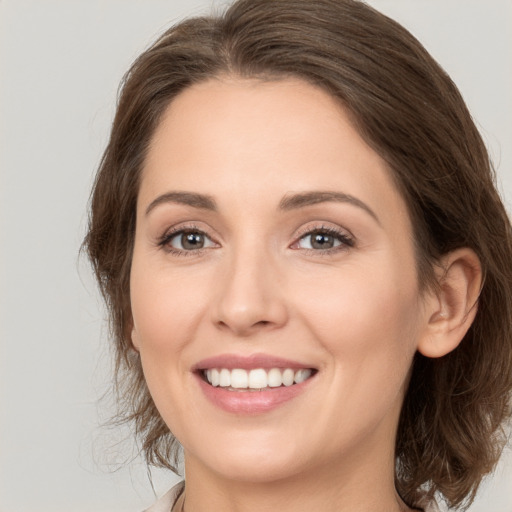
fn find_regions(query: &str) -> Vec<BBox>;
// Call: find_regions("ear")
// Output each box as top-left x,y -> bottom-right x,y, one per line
417,248 -> 482,358
130,321 -> 141,352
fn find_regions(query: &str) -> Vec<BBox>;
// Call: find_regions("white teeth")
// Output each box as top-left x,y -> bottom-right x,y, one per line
219,368 -> 231,387
294,369 -> 312,384
282,368 -> 295,386
211,368 -> 220,387
203,367 -> 314,389
231,369 -> 249,388
267,368 -> 283,387
249,368 -> 268,388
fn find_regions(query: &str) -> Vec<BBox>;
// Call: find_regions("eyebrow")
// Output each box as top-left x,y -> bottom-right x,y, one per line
145,191 -> 217,216
145,189 -> 380,225
279,191 -> 380,225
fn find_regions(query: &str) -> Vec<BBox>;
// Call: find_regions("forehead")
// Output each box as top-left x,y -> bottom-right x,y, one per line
140,77 -> 410,231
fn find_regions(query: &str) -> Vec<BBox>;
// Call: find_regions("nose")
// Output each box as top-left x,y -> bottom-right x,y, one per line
213,246 -> 289,337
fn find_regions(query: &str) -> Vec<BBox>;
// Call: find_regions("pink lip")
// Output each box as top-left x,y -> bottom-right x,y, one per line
192,353 -> 314,371
192,353 -> 317,415
195,374 -> 315,414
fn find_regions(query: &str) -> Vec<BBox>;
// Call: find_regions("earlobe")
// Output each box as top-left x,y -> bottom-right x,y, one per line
417,248 -> 482,358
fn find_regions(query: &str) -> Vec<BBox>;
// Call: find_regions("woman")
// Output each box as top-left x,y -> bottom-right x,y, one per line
84,0 -> 512,510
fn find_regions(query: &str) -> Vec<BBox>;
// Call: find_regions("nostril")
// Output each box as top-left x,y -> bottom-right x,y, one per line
215,318 -> 272,335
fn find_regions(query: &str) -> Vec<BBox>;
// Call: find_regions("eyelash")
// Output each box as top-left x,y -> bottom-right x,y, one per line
157,223 -> 354,256
292,224 -> 355,254
157,224 -> 215,257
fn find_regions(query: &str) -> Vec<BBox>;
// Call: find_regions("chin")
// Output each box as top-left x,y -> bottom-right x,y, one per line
211,456 -> 305,484
185,433 -> 311,484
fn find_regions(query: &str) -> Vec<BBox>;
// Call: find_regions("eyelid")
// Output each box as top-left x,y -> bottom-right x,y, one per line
155,221 -> 354,255
290,223 -> 355,251
157,223 -> 219,255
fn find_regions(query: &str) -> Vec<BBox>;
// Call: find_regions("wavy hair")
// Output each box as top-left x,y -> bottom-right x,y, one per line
84,0 -> 512,508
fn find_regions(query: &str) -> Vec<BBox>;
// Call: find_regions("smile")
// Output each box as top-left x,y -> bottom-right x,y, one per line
203,367 -> 314,390
194,354 -> 318,413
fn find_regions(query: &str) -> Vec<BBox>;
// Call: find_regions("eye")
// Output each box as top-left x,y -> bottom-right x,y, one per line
298,231 -> 340,250
294,227 -> 354,252
161,229 -> 217,253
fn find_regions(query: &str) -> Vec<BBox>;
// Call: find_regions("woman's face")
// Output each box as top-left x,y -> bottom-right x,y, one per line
130,77 -> 431,483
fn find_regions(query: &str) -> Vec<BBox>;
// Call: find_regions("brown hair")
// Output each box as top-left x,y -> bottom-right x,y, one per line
84,0 -> 512,509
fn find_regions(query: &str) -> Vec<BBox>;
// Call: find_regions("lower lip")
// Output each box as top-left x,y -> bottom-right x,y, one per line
195,372 -> 315,414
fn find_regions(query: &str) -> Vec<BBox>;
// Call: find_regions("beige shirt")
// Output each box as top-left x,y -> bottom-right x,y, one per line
144,482 -> 440,512
144,482 -> 184,512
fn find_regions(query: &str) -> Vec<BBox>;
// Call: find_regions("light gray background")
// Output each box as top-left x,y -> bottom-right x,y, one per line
1,1 -> 511,511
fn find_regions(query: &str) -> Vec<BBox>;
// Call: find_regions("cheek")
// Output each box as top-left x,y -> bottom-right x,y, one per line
130,255 -> 212,354
129,256 -> 205,426
295,259 -> 421,383
299,266 -> 422,448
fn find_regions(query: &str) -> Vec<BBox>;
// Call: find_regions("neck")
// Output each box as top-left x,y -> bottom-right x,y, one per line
182,433 -> 412,512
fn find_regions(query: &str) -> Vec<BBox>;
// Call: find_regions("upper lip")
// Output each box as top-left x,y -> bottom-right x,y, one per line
192,353 -> 316,371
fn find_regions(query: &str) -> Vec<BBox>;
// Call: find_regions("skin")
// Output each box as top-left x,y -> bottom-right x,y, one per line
130,77 -> 481,512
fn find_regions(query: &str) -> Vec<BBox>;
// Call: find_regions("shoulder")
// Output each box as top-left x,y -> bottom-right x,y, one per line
143,481 -> 185,512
